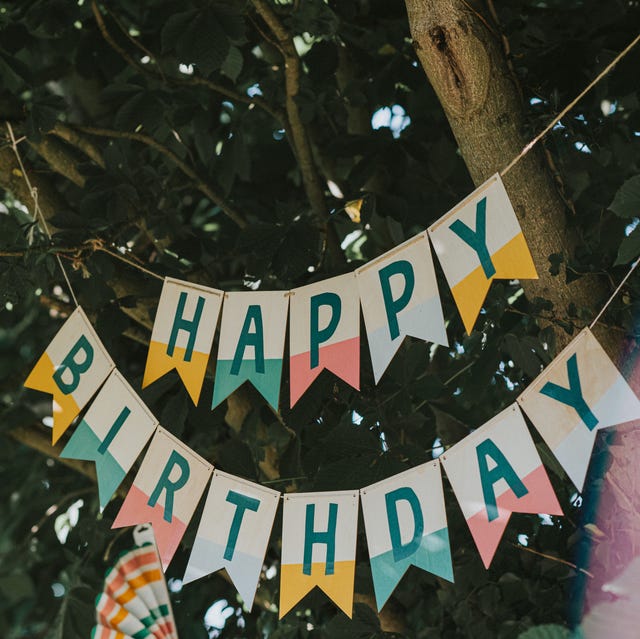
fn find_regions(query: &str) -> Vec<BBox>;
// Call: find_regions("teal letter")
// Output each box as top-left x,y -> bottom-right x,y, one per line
539,353 -> 598,431
310,292 -> 341,369
167,291 -> 205,363
97,406 -> 131,455
224,490 -> 260,561
52,335 -> 94,394
476,438 -> 528,522
147,450 -> 190,523
385,487 -> 424,562
231,305 -> 265,375
379,260 -> 415,341
303,502 -> 338,576
449,197 -> 496,279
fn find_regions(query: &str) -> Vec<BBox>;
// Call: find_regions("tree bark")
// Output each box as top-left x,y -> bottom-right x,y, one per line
404,0 -> 639,613
404,0 -> 613,355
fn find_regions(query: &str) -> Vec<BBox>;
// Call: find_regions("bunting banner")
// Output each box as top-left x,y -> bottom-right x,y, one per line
112,427 -> 213,570
289,273 -> 360,406
280,491 -> 359,618
143,277 -> 223,405
517,328 -> 640,491
24,306 -> 114,444
360,461 -> 453,611
441,404 -> 562,568
356,232 -> 448,383
183,470 -> 280,609
428,174 -> 538,334
212,291 -> 289,410
61,369 -> 157,510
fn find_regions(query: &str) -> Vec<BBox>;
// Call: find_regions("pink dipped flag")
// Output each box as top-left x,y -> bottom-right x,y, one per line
113,427 -> 212,570
289,273 -> 360,406
440,404 -> 562,568
518,328 -> 640,491
24,307 -> 114,444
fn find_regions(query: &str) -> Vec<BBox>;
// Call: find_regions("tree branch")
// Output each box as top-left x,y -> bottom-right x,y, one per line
251,0 -> 327,221
90,0 -> 285,125
75,124 -> 249,229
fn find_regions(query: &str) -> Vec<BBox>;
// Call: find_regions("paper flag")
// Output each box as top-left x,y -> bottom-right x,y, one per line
61,369 -> 157,509
24,307 -> 114,444
428,174 -> 537,334
441,404 -> 562,568
289,273 -> 360,406
143,277 -> 223,405
518,328 -> 640,491
94,542 -> 177,639
183,470 -> 280,608
212,291 -> 289,411
356,232 -> 448,383
113,427 -> 213,570
280,490 -> 359,618
360,461 -> 453,610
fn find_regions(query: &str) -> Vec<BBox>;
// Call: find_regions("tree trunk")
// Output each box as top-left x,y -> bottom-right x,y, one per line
404,0 -> 639,614
404,0 -> 615,355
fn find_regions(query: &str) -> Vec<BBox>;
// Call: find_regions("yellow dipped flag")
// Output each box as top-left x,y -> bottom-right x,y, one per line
428,174 -> 537,334
280,491 -> 359,618
143,277 -> 223,405
24,307 -> 114,444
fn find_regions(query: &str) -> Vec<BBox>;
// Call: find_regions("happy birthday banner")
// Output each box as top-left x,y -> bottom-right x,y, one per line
24,173 -> 640,616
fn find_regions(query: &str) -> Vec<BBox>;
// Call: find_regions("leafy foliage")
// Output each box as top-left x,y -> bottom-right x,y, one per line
0,0 -> 639,637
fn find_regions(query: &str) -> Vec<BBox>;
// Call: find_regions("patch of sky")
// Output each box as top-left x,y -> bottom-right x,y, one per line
371,105 -> 411,138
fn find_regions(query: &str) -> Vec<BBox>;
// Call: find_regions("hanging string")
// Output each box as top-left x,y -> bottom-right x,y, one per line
5,122 -> 80,307
88,240 -> 165,282
590,257 -> 640,329
500,32 -> 640,177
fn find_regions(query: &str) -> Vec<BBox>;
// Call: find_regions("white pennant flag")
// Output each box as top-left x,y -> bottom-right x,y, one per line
356,232 -> 448,383
183,470 -> 280,609
518,328 -> 640,491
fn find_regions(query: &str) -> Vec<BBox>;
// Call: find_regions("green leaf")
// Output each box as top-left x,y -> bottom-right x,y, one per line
614,226 -> 640,265
609,175 -> 640,218
517,624 -> 571,639
50,585 -> 95,639
221,45 -> 243,82
177,11 -> 229,76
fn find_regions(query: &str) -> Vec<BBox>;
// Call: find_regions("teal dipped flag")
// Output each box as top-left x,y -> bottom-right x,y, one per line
61,369 -> 157,509
212,291 -> 289,410
360,461 -> 453,610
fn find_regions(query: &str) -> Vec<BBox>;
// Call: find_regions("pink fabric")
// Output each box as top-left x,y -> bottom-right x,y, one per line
112,485 -> 187,570
290,337 -> 360,406
466,465 -> 563,568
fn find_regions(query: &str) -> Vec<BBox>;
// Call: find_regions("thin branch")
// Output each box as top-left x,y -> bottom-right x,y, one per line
75,124 -> 249,228
91,0 -> 284,124
51,122 -> 105,168
251,0 -> 327,221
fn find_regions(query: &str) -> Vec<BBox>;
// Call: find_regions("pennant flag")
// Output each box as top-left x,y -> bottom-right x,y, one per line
289,273 -> 360,406
441,404 -> 562,568
113,427 -> 213,570
518,328 -> 640,491
428,174 -> 537,334
360,461 -> 453,610
143,277 -> 223,405
356,232 -> 448,383
183,470 -> 280,608
280,491 -> 358,618
60,369 -> 157,510
94,542 -> 177,639
212,291 -> 289,410
24,307 -> 114,444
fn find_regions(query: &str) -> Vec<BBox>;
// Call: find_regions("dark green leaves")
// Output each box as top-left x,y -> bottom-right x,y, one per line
609,175 -> 640,218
